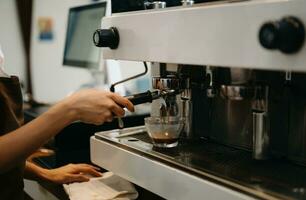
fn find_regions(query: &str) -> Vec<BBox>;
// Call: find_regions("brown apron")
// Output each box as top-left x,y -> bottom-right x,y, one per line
0,76 -> 25,200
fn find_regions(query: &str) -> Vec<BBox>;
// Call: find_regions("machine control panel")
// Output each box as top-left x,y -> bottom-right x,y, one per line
259,16 -> 305,54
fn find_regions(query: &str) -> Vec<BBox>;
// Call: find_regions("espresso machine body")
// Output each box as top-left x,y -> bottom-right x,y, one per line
91,0 -> 306,199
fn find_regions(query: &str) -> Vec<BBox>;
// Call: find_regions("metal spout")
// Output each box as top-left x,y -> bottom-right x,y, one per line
252,111 -> 269,160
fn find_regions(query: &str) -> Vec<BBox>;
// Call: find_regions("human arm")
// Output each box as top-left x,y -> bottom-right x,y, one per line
0,89 -> 134,173
24,161 -> 102,184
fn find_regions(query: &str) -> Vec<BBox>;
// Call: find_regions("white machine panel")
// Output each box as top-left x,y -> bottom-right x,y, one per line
101,0 -> 306,72
91,136 -> 261,200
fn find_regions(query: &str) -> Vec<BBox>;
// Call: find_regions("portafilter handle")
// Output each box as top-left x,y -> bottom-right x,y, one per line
125,90 -> 159,105
124,90 -> 178,106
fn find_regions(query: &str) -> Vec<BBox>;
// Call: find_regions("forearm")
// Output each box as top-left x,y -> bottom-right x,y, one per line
25,161 -> 102,184
24,161 -> 49,181
0,100 -> 76,173
0,89 -> 134,173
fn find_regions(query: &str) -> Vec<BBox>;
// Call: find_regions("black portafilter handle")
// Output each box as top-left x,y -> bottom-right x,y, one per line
125,90 -> 159,105
124,90 -> 179,106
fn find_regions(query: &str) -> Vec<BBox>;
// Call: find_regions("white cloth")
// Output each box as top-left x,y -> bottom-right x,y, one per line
63,172 -> 138,200
0,44 -> 9,77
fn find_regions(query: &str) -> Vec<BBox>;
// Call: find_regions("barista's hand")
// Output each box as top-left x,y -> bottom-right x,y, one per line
63,89 -> 134,125
41,164 -> 102,184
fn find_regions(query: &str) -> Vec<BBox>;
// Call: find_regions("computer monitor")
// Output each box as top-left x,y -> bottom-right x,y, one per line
63,2 -> 107,69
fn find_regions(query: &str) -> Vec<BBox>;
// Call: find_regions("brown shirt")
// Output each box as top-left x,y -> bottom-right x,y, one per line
0,76 -> 25,200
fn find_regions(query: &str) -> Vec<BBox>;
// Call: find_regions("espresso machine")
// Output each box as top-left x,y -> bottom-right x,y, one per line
91,0 -> 306,199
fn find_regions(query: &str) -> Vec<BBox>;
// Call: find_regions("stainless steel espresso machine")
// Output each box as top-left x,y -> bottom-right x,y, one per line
91,0 -> 306,199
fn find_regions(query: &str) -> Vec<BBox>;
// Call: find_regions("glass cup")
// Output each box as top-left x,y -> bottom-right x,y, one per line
144,116 -> 184,148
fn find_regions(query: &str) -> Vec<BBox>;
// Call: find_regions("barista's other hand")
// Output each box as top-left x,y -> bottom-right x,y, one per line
63,89 -> 134,125
42,164 -> 102,184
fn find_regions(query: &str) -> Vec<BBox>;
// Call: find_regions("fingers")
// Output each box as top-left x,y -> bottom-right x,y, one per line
108,101 -> 125,117
68,174 -> 90,183
79,164 -> 101,171
49,164 -> 102,184
73,164 -> 102,177
110,93 -> 135,112
81,168 -> 102,177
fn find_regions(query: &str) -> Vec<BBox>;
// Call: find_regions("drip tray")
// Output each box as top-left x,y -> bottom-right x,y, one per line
94,126 -> 306,200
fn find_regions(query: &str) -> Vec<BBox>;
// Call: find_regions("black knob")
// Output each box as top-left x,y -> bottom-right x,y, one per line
259,16 -> 305,54
93,27 -> 119,49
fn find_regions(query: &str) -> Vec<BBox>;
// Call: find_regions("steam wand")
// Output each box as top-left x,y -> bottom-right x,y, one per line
110,62 -> 148,92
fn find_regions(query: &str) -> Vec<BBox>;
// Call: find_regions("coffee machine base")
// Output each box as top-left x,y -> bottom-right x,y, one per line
91,127 -> 306,200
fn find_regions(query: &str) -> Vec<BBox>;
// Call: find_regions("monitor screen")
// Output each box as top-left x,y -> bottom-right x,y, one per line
63,2 -> 106,69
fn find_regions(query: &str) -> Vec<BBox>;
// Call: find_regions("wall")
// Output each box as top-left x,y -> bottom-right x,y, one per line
0,1 -> 26,85
31,0 -> 97,103
31,0 -> 150,103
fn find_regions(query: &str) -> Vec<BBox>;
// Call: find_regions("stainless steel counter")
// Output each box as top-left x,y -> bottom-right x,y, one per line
91,126 -> 306,200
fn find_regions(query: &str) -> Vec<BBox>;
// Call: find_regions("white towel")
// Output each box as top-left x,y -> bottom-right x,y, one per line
63,172 -> 138,200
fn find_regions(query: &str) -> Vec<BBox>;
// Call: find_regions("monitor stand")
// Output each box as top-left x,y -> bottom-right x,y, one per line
78,68 -> 109,90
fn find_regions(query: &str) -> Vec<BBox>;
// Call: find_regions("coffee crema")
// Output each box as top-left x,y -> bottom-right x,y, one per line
152,137 -> 178,144
150,132 -> 178,144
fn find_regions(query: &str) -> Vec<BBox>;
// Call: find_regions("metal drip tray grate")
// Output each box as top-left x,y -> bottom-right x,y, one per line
95,127 -> 306,200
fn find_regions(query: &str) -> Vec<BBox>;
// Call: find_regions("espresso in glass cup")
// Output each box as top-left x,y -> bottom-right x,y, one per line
144,116 -> 184,148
